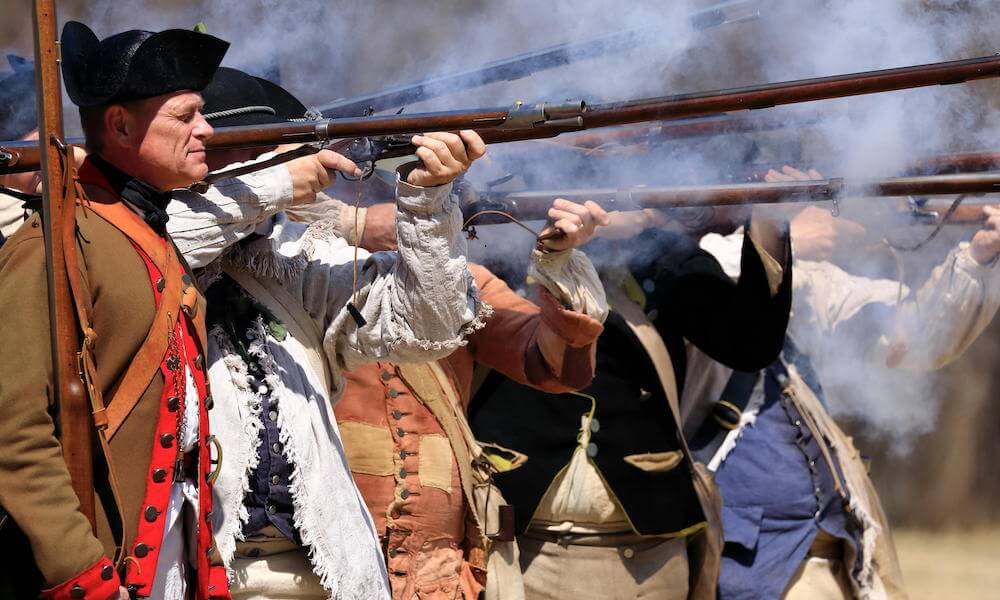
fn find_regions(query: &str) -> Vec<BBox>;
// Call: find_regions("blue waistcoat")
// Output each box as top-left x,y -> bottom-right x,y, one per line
713,360 -> 860,600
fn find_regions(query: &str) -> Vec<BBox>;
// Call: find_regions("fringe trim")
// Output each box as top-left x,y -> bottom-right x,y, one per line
224,242 -> 307,284
250,317 -> 389,599
848,494 -> 883,600
208,325 -> 265,576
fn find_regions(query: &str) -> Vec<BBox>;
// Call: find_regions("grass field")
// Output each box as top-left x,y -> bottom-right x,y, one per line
893,527 -> 1000,600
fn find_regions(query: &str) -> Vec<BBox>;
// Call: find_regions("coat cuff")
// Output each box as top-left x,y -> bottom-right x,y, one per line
208,565 -> 232,599
537,287 -> 604,348
40,556 -> 119,600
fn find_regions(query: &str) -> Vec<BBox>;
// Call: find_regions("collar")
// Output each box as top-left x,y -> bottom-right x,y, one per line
81,155 -> 173,236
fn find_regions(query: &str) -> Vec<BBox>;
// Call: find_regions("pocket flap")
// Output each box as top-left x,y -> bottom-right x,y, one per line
623,451 -> 684,473
721,505 -> 764,550
480,442 -> 529,473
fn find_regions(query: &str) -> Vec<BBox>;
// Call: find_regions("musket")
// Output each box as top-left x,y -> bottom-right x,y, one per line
547,109 -> 828,150
457,172 -> 1000,224
6,54 -> 1000,178
31,0 -> 95,525
317,0 -> 761,118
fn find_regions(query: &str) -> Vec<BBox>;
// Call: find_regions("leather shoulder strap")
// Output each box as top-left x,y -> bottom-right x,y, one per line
78,185 -> 184,439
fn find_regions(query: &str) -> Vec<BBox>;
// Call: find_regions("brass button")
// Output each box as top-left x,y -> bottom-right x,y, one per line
134,543 -> 150,558
166,396 -> 180,411
160,433 -> 174,448
387,389 -> 399,399
388,548 -> 398,558
380,370 -> 393,382
152,468 -> 168,483
391,409 -> 403,420
400,489 -> 411,499
396,428 -> 406,437
144,506 -> 160,522
101,564 -> 115,580
399,468 -> 408,478
399,450 -> 408,460
156,277 -> 166,292
70,584 -> 85,598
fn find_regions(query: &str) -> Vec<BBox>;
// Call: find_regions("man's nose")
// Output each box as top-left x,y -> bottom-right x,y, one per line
193,112 -> 214,140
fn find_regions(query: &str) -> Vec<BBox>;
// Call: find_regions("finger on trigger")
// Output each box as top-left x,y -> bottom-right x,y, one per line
420,136 -> 460,171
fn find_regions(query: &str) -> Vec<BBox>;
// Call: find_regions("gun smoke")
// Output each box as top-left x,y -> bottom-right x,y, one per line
4,0 -> 1000,450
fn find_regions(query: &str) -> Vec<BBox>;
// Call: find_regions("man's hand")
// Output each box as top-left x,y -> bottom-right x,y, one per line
406,131 -> 486,188
286,149 -> 362,206
360,202 -> 398,251
538,199 -> 610,252
970,205 -> 1000,265
768,166 -> 867,262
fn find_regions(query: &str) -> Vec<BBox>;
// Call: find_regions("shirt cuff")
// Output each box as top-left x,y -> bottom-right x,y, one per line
956,241 -> 1000,276
529,248 -> 609,322
40,556 -> 119,600
394,167 -> 453,215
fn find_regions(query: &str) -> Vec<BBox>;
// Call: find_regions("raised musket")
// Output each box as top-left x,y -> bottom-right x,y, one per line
458,173 -> 1000,223
7,54 -> 1000,178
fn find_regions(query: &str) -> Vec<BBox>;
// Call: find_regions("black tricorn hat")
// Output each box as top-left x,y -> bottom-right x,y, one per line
201,67 -> 310,127
0,55 -> 38,140
254,77 -> 309,121
60,21 -> 229,107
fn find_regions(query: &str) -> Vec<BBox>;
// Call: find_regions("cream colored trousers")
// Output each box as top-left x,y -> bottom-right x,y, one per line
230,526 -> 326,600
517,533 -> 689,600
781,556 -> 853,600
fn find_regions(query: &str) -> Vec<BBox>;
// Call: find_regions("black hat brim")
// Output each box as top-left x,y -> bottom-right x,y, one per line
61,21 -> 229,107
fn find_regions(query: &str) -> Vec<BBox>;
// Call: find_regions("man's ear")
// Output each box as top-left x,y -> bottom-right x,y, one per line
103,104 -> 132,148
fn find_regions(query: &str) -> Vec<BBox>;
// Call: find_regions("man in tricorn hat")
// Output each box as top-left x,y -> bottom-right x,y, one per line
0,21 -> 464,600
162,67 -> 490,599
0,21 -> 234,600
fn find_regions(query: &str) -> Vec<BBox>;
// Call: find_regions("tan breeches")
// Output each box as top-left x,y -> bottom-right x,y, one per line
781,556 -> 854,600
230,527 -> 326,600
517,534 -> 689,600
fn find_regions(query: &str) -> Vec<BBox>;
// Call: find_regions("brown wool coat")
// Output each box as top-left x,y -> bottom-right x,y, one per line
0,204 -> 178,587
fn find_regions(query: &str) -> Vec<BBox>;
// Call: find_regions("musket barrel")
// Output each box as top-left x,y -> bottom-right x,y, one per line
582,55 -> 1000,128
464,173 -> 1000,223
